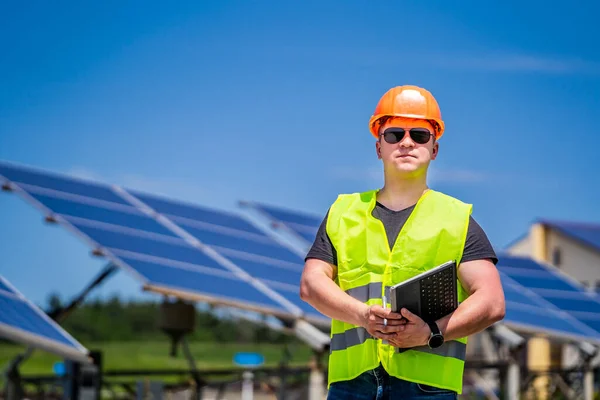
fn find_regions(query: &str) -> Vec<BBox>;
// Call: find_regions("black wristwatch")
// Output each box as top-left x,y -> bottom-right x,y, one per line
427,321 -> 444,349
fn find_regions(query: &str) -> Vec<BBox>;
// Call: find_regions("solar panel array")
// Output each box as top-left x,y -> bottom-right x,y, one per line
0,275 -> 89,362
0,161 -> 328,330
497,255 -> 600,342
246,201 -> 600,344
4,161 -> 600,346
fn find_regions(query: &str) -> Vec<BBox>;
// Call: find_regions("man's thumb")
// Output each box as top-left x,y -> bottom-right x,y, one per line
401,308 -> 416,320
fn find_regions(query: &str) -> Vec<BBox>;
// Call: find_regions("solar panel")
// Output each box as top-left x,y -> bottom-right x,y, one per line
134,191 -> 265,236
498,254 -> 600,343
0,279 -> 16,294
116,255 -> 293,315
124,191 -> 327,327
27,191 -> 179,238
0,162 -> 129,206
0,275 -> 89,363
0,161 -> 328,329
243,201 -> 321,244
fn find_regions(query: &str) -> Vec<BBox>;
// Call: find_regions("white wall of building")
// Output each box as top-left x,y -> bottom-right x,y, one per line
544,230 -> 600,291
507,235 -> 532,257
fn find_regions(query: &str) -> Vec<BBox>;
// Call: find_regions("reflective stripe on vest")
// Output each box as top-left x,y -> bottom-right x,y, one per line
326,189 -> 471,394
330,327 -> 466,360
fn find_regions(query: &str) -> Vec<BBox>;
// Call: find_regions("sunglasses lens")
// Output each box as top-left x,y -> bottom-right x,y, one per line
383,129 -> 404,144
410,129 -> 431,144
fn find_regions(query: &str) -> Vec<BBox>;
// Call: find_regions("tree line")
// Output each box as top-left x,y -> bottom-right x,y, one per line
42,292 -> 299,344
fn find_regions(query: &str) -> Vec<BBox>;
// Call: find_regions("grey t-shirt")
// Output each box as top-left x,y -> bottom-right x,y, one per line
305,201 -> 498,266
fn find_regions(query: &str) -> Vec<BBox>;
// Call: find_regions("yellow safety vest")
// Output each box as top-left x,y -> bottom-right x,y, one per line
325,189 -> 472,394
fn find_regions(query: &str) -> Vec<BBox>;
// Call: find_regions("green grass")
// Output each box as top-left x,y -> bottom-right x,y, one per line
0,340 -> 317,377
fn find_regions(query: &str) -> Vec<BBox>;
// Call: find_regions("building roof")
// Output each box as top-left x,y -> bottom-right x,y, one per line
540,219 -> 600,253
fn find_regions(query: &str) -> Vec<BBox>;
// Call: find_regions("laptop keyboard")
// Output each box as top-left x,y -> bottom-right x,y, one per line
420,265 -> 456,321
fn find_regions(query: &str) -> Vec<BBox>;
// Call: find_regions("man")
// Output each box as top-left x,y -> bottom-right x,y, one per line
300,85 -> 505,399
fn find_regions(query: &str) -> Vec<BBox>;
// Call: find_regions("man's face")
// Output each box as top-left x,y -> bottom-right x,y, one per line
375,117 -> 439,177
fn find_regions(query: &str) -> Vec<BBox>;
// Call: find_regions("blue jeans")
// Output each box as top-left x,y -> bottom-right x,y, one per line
327,364 -> 458,400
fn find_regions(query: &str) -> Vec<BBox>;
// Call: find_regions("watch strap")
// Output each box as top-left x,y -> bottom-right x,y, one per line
426,320 -> 444,349
427,320 -> 441,335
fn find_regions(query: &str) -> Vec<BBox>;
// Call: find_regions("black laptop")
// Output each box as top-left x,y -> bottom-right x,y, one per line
389,260 -> 458,324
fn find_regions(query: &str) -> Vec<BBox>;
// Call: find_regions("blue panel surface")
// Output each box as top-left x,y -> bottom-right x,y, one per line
500,272 -> 600,340
118,256 -> 289,312
0,294 -> 74,346
247,202 -> 321,244
132,192 -> 264,236
497,257 -> 546,271
578,316 -> 600,334
505,275 -> 579,292
281,227 -> 319,244
29,193 -> 178,238
0,279 -> 15,294
498,254 -> 600,341
538,296 -> 600,314
71,223 -> 228,271
263,282 -> 325,319
500,275 -> 546,306
0,276 -> 87,360
504,305 -> 594,337
254,203 -> 322,228
226,255 -> 302,286
180,224 -> 301,264
0,162 -> 128,205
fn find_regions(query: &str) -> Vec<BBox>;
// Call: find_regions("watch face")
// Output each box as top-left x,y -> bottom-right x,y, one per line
429,334 -> 444,349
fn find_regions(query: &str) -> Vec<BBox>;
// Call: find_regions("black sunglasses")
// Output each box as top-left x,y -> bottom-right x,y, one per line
381,128 -> 433,145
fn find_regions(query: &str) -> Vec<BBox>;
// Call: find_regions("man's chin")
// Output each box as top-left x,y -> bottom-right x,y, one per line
393,164 -> 419,173
390,165 -> 426,178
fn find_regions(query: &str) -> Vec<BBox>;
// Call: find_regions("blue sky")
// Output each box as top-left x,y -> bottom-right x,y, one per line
1,0 -> 599,307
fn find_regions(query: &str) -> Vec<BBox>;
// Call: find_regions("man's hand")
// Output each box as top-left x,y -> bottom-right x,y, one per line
361,304 -> 407,341
387,308 -> 430,348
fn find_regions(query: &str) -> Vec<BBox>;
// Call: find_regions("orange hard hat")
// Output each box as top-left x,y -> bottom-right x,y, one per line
368,85 -> 445,140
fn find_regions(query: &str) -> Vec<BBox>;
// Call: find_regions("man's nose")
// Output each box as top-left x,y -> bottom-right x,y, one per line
399,133 -> 415,147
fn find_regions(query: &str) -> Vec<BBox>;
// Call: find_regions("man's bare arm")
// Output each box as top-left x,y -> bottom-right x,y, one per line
300,258 -> 405,339
435,259 -> 506,341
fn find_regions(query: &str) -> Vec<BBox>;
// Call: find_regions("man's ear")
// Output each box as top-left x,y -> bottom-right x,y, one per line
431,141 -> 439,160
376,141 -> 382,159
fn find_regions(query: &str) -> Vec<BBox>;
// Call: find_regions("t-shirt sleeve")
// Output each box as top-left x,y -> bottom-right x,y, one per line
461,216 -> 498,265
304,209 -> 338,266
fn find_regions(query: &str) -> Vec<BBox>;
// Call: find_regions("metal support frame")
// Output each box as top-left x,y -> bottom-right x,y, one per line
516,341 -> 599,400
181,336 -> 205,400
457,325 -> 527,399
48,263 -> 118,322
578,343 -> 598,400
2,348 -> 32,400
308,348 -> 327,400
505,346 -> 522,400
